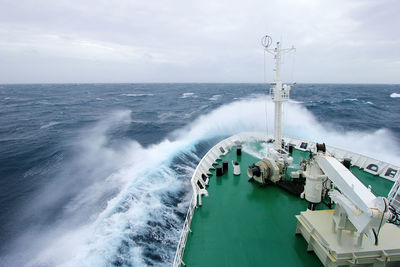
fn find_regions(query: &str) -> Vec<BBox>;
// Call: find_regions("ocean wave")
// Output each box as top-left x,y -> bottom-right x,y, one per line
209,94 -> 221,101
180,92 -> 197,99
289,99 -> 304,104
37,100 -> 53,105
40,121 -> 60,129
174,97 -> 400,165
4,110 -> 194,266
121,93 -> 154,97
390,93 -> 400,98
158,112 -> 178,121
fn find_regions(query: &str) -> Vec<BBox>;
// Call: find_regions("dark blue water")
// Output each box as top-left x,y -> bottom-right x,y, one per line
0,83 -> 399,266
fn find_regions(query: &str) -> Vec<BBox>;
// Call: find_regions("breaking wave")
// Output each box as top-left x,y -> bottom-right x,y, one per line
209,95 -> 221,101
3,97 -> 400,266
40,121 -> 61,129
180,92 -> 196,99
390,93 -> 400,98
121,94 -> 155,97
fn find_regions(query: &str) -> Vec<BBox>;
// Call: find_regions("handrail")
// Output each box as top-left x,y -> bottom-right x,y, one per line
173,194 -> 196,267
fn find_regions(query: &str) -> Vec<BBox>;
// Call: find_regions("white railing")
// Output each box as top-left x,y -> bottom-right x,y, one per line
388,178 -> 400,213
173,194 -> 196,267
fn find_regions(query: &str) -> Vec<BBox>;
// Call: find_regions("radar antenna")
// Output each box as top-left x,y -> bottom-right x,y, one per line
261,35 -> 272,48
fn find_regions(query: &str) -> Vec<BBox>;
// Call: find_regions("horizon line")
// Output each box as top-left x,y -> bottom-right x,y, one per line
1,82 -> 400,85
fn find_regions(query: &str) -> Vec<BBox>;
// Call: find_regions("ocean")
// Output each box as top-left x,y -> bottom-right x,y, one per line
0,83 -> 400,266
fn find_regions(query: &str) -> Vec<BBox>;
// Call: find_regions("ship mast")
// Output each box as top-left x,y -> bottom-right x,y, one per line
262,36 -> 295,150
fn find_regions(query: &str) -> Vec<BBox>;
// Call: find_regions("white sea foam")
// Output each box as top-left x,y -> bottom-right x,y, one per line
242,142 -> 270,159
174,97 -> 400,165
121,93 -> 154,97
183,111 -> 196,119
180,92 -> 196,98
5,110 -> 194,266
40,121 -> 60,129
289,99 -> 304,104
5,97 -> 400,266
199,104 -> 209,110
157,111 -> 176,121
209,94 -> 221,101
390,93 -> 400,98
37,100 -> 52,105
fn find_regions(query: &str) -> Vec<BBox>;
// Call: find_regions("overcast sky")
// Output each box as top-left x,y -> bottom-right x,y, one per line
0,0 -> 399,83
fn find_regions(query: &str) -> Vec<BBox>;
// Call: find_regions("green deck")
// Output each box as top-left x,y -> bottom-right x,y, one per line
181,147 -> 394,266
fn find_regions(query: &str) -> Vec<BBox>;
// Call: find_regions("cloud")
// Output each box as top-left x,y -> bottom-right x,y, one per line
0,0 -> 399,83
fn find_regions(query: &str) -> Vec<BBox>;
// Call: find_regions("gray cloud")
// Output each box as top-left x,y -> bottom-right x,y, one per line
0,0 -> 399,83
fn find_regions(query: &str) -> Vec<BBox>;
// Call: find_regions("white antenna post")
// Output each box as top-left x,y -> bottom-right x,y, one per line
262,35 -> 295,150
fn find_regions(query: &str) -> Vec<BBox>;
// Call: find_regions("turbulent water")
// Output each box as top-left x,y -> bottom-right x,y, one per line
1,83 -> 400,266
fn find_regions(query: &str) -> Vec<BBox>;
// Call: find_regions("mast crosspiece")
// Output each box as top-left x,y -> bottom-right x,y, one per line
262,36 -> 295,150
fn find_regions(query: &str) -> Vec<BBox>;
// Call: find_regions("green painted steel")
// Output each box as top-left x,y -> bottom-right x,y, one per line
181,147 -> 394,266
350,166 -> 393,197
182,149 -> 321,266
